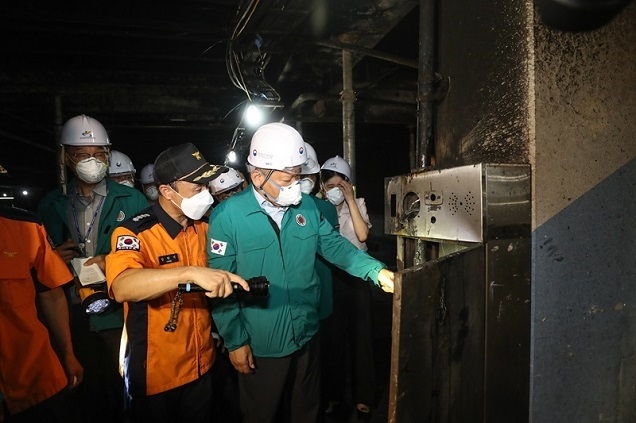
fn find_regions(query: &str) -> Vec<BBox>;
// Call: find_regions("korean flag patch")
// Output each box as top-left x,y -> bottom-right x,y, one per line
210,239 -> 227,256
116,235 -> 140,252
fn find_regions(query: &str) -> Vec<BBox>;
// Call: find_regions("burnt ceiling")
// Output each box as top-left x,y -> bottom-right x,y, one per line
0,0 -> 419,196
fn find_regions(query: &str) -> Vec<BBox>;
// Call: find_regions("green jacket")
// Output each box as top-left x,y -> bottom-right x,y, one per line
38,178 -> 148,331
311,196 -> 338,320
208,187 -> 385,357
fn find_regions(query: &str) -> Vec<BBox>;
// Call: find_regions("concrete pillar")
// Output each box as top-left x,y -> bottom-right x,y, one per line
434,0 -> 636,419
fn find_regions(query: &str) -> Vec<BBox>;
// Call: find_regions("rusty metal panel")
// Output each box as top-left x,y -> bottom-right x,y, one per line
389,245 -> 485,423
389,239 -> 531,422
484,238 -> 531,422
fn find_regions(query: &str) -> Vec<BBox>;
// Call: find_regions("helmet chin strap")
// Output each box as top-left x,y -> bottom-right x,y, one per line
260,189 -> 279,206
257,169 -> 275,189
257,169 -> 283,207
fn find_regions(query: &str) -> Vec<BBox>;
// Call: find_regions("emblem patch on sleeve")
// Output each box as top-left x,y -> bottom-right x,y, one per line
210,239 -> 227,256
116,235 -> 140,251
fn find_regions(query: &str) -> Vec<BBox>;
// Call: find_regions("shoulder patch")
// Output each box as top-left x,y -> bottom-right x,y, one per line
121,210 -> 157,234
210,239 -> 227,256
116,235 -> 140,252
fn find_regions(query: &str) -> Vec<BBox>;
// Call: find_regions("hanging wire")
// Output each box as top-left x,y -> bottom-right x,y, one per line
224,127 -> 246,166
226,0 -> 261,98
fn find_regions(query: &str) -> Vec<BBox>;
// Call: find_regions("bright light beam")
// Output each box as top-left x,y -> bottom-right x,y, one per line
244,105 -> 263,128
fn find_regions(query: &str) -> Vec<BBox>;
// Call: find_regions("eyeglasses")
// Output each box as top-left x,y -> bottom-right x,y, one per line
67,152 -> 109,161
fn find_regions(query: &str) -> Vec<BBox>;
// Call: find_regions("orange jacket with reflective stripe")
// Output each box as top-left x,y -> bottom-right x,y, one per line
106,204 -> 214,396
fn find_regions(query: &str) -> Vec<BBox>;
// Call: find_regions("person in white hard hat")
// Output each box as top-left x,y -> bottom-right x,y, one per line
300,143 -> 341,417
37,114 -> 148,423
320,154 -> 376,421
208,167 -> 245,203
139,163 -> 159,203
207,122 -> 394,423
298,142 -> 321,196
108,150 -> 136,188
106,142 -> 247,423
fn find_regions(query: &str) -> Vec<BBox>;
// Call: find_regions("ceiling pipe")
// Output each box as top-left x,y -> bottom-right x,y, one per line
289,93 -> 328,111
414,0 -> 439,267
416,0 -> 437,169
341,50 -> 356,183
317,41 -> 418,69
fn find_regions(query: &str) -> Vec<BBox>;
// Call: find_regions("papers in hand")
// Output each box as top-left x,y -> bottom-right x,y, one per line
71,257 -> 106,286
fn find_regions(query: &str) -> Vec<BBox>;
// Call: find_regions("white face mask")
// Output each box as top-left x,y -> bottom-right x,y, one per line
265,177 -> 302,207
144,186 -> 159,201
299,177 -> 315,195
76,158 -> 107,184
118,179 -> 134,188
325,187 -> 345,206
171,187 -> 214,220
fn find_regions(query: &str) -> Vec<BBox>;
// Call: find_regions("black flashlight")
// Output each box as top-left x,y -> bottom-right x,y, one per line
178,276 -> 269,297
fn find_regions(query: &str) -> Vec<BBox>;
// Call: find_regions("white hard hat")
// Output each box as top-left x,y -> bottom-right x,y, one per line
60,114 -> 110,146
321,155 -> 352,180
139,164 -> 155,184
301,143 -> 320,175
247,123 -> 307,172
108,150 -> 136,176
209,167 -> 244,195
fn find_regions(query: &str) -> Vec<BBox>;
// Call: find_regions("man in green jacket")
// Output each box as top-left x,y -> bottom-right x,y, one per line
208,122 -> 394,423
38,114 -> 148,422
299,141 -> 339,321
299,142 -> 343,416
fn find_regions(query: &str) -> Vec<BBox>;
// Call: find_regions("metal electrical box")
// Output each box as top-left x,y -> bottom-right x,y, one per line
385,163 -> 531,423
385,163 -> 531,243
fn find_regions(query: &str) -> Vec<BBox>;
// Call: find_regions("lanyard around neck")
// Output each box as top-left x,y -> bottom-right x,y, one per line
71,195 -> 105,245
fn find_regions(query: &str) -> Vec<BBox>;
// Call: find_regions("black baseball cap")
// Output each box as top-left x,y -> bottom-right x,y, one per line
154,143 -> 227,185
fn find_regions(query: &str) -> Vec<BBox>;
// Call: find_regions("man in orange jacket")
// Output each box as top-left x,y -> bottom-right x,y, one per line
0,207 -> 83,422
